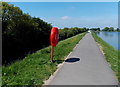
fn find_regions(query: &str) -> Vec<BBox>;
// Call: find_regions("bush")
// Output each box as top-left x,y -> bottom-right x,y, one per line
59,27 -> 87,40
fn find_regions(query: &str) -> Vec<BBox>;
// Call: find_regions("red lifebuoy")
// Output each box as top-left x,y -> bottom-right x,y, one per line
50,27 -> 59,47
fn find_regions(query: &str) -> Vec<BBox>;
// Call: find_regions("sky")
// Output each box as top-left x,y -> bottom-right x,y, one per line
10,2 -> 118,29
3,0 -> 120,2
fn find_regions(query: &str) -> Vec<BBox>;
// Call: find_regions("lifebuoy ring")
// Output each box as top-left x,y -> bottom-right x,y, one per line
50,27 -> 59,47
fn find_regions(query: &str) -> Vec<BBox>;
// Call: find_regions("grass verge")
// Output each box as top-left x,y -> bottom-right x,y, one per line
2,33 -> 86,86
92,32 -> 120,82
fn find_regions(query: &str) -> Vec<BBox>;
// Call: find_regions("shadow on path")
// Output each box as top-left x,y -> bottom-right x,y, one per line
54,58 -> 80,63
65,58 -> 80,63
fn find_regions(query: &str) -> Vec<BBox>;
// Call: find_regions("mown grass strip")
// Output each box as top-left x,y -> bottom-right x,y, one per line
92,32 -> 120,82
2,33 -> 86,86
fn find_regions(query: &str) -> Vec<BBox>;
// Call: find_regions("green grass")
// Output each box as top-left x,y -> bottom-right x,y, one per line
92,32 -> 120,82
0,67 -> 1,87
2,33 -> 86,86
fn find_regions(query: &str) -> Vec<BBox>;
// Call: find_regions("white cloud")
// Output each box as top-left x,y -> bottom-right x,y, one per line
61,16 -> 69,20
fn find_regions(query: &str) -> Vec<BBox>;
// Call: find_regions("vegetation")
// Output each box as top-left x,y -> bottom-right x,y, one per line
90,28 -> 100,31
89,27 -> 120,32
59,27 -> 88,40
2,2 -> 87,65
92,32 -> 120,82
2,2 -> 52,64
0,67 -> 1,87
116,28 -> 120,32
2,33 -> 86,86
102,27 -> 120,32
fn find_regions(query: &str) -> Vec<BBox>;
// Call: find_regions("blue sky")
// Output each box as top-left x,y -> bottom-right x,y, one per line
4,0 -> 120,2
10,2 -> 118,29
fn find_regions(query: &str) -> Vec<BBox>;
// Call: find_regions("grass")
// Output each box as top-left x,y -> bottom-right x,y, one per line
0,67 -> 1,87
92,32 -> 120,82
2,33 -> 86,86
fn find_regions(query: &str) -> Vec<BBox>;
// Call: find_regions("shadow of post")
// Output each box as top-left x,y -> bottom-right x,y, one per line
54,57 -> 80,64
65,58 -> 80,63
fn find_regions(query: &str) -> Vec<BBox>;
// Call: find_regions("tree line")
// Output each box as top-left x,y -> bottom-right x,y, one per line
90,27 -> 120,32
2,2 -> 52,64
102,27 -> 120,32
59,27 -> 88,40
2,2 -> 88,65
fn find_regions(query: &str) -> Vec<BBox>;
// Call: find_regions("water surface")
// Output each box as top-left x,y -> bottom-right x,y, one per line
96,32 -> 119,50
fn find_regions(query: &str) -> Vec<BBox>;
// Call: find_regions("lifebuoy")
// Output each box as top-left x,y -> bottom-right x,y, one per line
50,27 -> 59,47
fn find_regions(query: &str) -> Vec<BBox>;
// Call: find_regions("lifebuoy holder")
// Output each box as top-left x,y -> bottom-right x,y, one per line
50,27 -> 59,62
50,27 -> 59,47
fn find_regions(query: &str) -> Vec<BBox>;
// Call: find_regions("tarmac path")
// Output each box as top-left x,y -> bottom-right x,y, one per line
48,33 -> 118,85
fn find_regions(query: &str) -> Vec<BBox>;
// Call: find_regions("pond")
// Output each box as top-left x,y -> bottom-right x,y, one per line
95,32 -> 120,51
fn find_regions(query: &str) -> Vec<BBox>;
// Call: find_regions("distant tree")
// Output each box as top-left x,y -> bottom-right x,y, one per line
59,27 -> 87,41
64,27 -> 69,30
102,27 -> 115,31
97,28 -> 100,31
109,27 -> 114,31
86,28 -> 89,31
102,27 -> 109,31
116,28 -> 120,31
90,28 -> 100,31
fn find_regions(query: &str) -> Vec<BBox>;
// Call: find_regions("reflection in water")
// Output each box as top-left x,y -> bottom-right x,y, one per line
102,32 -> 113,37
96,32 -> 100,35
96,32 -> 119,50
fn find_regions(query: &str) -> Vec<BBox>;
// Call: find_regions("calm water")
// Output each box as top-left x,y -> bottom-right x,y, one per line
96,32 -> 120,51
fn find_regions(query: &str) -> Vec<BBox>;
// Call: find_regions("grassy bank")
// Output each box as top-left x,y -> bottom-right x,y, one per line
92,32 -> 120,82
0,67 -> 1,87
2,33 -> 86,86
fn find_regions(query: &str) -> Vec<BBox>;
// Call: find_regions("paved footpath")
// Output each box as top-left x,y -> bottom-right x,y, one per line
48,33 -> 118,85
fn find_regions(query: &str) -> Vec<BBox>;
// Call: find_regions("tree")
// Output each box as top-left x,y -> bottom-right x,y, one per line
90,28 -> 100,31
2,2 -> 23,33
116,28 -> 120,31
109,27 -> 114,31
102,27 -> 109,31
2,2 -> 52,64
97,28 -> 100,31
102,27 -> 115,31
